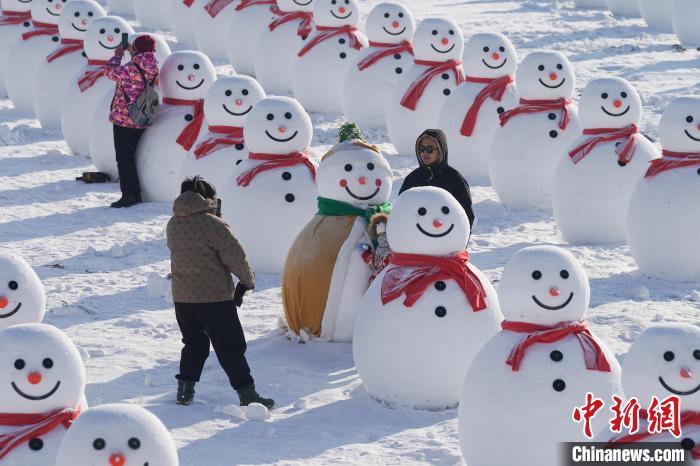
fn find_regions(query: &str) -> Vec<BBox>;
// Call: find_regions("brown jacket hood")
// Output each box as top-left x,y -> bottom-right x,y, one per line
173,191 -> 217,218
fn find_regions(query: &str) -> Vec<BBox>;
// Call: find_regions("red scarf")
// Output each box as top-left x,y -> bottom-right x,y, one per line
501,320 -> 611,372
194,125 -> 244,159
0,407 -> 81,460
235,0 -> 276,13
499,98 -> 571,130
46,38 -> 84,63
205,0 -> 238,17
645,149 -> 700,178
236,151 -> 316,187
162,98 -> 206,151
183,0 -> 195,6
0,10 -> 31,26
400,59 -> 464,111
357,40 -> 413,71
269,7 -> 313,39
459,75 -> 514,137
569,124 -> 639,165
78,59 -> 109,92
21,20 -> 58,41
298,25 -> 363,57
380,251 -> 488,311
608,410 -> 700,460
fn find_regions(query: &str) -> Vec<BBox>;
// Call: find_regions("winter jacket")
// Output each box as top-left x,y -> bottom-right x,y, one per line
105,48 -> 158,129
399,129 -> 476,228
167,191 -> 255,304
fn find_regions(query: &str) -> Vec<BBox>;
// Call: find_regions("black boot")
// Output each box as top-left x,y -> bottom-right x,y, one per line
176,380 -> 196,405
110,193 -> 142,208
236,384 -> 274,409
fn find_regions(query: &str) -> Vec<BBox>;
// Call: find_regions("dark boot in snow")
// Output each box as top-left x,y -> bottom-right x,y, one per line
110,195 -> 141,208
236,384 -> 274,409
176,380 -> 196,405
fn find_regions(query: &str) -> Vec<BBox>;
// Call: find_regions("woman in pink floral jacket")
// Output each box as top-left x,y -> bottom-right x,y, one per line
105,35 -> 159,208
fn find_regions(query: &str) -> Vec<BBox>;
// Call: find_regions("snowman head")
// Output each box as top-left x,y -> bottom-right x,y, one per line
412,17 -> 463,62
204,76 -> 266,128
276,0 -> 314,13
659,96 -> 700,153
1,0 -> 33,13
622,324 -> 700,411
30,0 -> 64,24
243,96 -> 313,154
55,404 -> 179,466
387,187 -> 470,255
84,16 -> 133,61
312,0 -> 360,28
498,246 -> 589,326
160,51 -> 217,100
0,324 -> 85,414
316,141 -> 392,207
462,32 -> 517,79
0,252 -> 46,330
364,3 -> 415,44
127,32 -> 171,64
57,0 -> 104,40
516,51 -> 575,101
579,77 -> 642,129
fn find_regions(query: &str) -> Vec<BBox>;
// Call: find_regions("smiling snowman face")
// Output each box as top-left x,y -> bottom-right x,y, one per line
57,0 -> 104,40
55,404 -> 179,466
2,0 -> 33,12
276,0 -> 314,13
203,76 -> 265,128
387,186 -> 470,255
364,2 -> 415,44
0,252 -> 46,330
579,77 -> 641,129
659,96 -> 700,153
412,17 -> 463,62
623,324 -> 700,411
517,51 -> 575,101
462,32 -> 517,78
498,246 -> 589,326
243,96 -> 313,154
312,0 -> 360,28
30,0 -> 64,24
0,324 -> 85,414
84,16 -> 133,61
160,51 -> 217,101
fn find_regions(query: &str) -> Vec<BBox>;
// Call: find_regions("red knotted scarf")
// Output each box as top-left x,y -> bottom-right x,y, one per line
183,0 -> 195,6
298,25 -> 363,57
205,0 -> 237,17
569,124 -> 639,165
645,149 -> 700,178
162,98 -> 206,151
501,320 -> 611,372
357,40 -> 413,71
499,97 -> 571,130
608,410 -> 700,459
194,125 -> 244,159
236,151 -> 316,187
380,251 -> 488,311
21,20 -> 58,41
0,407 -> 81,460
0,10 -> 31,26
235,0 -> 276,13
78,59 -> 109,92
269,7 -> 312,39
400,59 -> 464,111
459,74 -> 514,137
46,38 -> 84,63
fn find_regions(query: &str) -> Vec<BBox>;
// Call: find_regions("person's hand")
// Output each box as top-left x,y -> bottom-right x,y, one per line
233,282 -> 250,308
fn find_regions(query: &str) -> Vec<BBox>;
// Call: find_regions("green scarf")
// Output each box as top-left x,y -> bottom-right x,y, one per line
317,197 -> 392,224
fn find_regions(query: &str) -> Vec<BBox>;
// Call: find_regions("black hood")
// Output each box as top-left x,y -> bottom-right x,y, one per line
415,128 -> 448,171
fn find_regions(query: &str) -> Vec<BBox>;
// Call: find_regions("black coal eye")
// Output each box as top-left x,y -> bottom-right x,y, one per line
483,46 -> 489,52
538,65 -> 545,71
266,113 -> 274,121
694,350 -> 700,360
74,12 -> 79,17
42,358 -> 53,369
664,351 -> 675,362
601,93 -> 608,99
449,29 -> 455,35
418,207 -> 427,216
128,437 -> 141,449
621,91 -> 627,98
14,359 -> 25,370
177,64 -> 184,71
344,0 -> 349,4
499,46 -> 505,52
331,0 -> 336,4
687,116 -> 694,123
114,28 -> 120,33
8,281 -> 18,290
441,206 -> 449,214
398,12 -> 404,18
225,90 -> 232,96
532,270 -> 542,280
556,63 -> 563,70
88,11 -> 93,16
560,270 -> 569,279
344,164 -> 352,172
284,112 -> 292,119
432,30 -> 438,36
93,438 -> 105,450
384,12 -> 389,18
99,28 -> 105,34
193,64 -> 200,70
242,89 -> 249,96
367,162 -> 374,170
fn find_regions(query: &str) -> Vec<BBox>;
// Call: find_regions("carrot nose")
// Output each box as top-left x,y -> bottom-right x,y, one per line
433,219 -> 443,228
492,52 -> 500,60
235,98 -> 243,106
81,19 -> 88,25
54,3 -> 61,9
549,73 -> 558,81
392,21 -> 400,28
697,124 -> 700,131
0,296 -> 7,309
278,125 -> 286,133
107,35 -> 114,41
109,453 -> 125,466
549,287 -> 560,297
613,100 -> 622,108
27,372 -> 42,385
338,7 -> 346,13
187,74 -> 195,81
680,367 -> 693,379
441,38 -> 449,46
358,176 -> 367,185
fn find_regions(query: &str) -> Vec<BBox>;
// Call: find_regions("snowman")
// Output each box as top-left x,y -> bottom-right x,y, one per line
291,0 -> 367,114
218,96 -> 316,273
627,96 -> 700,282
283,130 -> 393,341
0,0 -> 35,97
193,0 -> 241,62
5,0 -> 62,115
639,0 -> 674,33
253,0 -> 314,93
133,0 -> 171,31
573,0 -> 607,8
0,324 -> 86,465
489,51 -> 581,210
106,0 -> 134,15
341,2 -> 415,129
672,0 -> 700,49
606,0 -> 640,17
353,186 -> 502,409
136,51 -> 217,203
178,75 -> 266,192
459,245 -> 622,466
601,324 -> 700,463
0,251 -> 46,330
385,17 -> 464,156
437,32 -> 518,185
56,404 -> 179,466
33,0 -> 105,130
169,0 -> 201,48
226,0 -> 279,77
60,16 -> 134,156
553,77 -> 659,245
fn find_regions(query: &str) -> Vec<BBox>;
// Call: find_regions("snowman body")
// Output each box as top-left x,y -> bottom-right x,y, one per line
639,0 -> 674,33
673,0 -> 700,49
0,1 -> 34,96
0,252 -> 46,330
133,0 -> 172,31
573,0 -> 607,8
605,0 -> 641,17
169,0 -> 201,48
226,0 -> 277,76
195,0 -> 240,62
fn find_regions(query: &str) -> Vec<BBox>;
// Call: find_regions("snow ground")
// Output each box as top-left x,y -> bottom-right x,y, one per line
1,0 -> 699,464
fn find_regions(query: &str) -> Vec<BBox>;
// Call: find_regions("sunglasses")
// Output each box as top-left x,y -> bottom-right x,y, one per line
418,145 -> 436,154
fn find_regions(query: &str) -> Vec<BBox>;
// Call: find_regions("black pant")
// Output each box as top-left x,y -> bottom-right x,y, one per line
174,301 -> 254,390
113,125 -> 145,197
